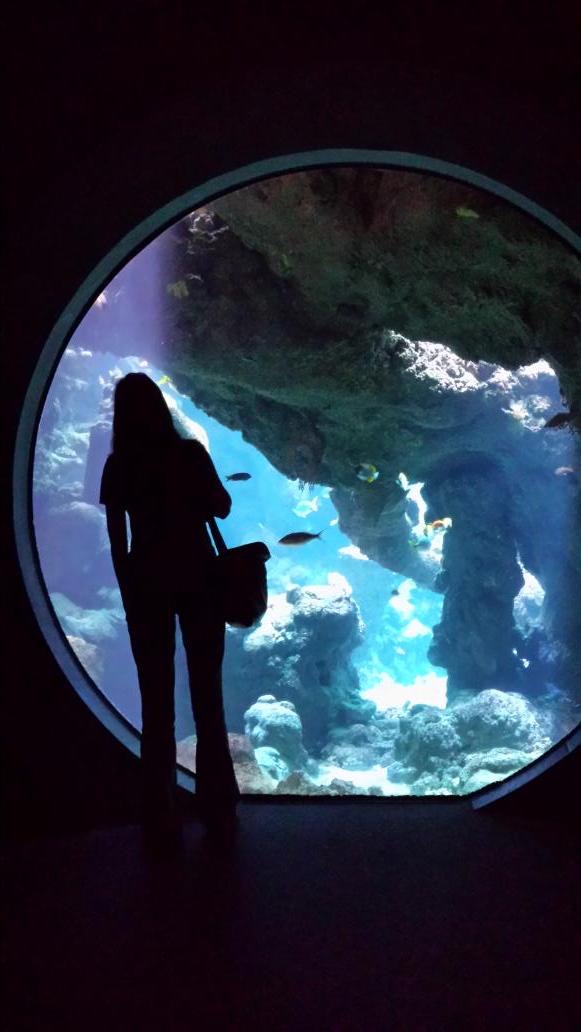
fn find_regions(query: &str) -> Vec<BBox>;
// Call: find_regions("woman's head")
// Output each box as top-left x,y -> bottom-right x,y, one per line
112,373 -> 180,453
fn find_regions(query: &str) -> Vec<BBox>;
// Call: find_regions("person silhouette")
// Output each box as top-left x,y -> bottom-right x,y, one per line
99,372 -> 240,843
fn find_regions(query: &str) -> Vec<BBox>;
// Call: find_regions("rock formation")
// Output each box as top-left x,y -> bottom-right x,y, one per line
222,583 -> 372,752
389,688 -> 555,794
320,717 -> 400,770
425,457 -> 525,701
274,771 -> 383,797
243,695 -> 308,771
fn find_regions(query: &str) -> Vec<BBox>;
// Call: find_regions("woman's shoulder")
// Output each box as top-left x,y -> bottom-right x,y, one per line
181,436 -> 206,450
101,451 -> 119,478
179,437 -> 209,461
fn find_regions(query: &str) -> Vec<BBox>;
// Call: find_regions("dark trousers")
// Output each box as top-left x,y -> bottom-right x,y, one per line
125,582 -> 239,818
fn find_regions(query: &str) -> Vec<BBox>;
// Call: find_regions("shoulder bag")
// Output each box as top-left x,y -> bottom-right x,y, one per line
207,516 -> 270,628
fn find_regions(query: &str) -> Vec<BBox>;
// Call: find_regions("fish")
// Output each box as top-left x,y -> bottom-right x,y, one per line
455,206 -> 480,219
292,497 -> 320,519
329,516 -> 339,526
543,411 -> 573,429
226,472 -> 252,481
554,466 -> 577,481
424,517 -> 453,532
157,374 -> 173,386
355,462 -> 379,483
390,588 -> 400,596
278,531 -> 323,546
166,279 -> 189,299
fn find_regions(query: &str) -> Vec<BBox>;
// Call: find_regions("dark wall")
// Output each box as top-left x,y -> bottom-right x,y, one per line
4,3 -> 580,835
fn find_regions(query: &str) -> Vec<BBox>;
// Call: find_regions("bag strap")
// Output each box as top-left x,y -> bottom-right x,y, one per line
207,515 -> 228,556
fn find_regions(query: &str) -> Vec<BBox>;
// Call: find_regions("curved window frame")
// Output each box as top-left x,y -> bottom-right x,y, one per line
13,149 -> 581,801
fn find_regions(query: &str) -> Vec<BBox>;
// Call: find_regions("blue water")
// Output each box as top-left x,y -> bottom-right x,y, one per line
157,365 -> 445,697
33,343 -> 577,796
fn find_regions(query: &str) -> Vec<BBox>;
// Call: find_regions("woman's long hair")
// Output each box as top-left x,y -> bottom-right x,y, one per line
112,373 -> 181,455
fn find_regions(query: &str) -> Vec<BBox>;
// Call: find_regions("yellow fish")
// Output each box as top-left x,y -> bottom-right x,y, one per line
456,206 -> 480,220
355,463 -> 379,484
157,374 -> 173,387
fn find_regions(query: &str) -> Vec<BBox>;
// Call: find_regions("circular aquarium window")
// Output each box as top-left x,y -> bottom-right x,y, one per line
16,151 -> 581,799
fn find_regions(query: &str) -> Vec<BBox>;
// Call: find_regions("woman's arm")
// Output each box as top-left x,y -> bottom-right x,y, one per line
104,505 -> 131,603
192,443 -> 232,519
209,471 -> 232,519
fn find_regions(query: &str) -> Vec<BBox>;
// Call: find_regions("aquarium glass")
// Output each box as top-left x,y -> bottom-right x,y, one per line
33,167 -> 581,797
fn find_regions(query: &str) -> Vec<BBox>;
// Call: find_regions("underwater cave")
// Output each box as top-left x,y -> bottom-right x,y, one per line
27,158 -> 581,799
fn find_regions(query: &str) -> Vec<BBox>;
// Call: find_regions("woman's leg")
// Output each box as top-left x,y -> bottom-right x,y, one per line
126,593 -> 177,822
178,587 -> 240,814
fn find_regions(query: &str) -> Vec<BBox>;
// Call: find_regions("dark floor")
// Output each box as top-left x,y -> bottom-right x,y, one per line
2,798 -> 579,1031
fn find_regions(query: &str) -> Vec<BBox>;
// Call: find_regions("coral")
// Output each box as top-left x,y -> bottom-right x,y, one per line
243,695 -> 308,770
388,689 -> 552,795
387,761 -> 419,784
253,746 -> 290,782
320,721 -> 398,770
36,501 -> 115,608
176,733 -> 276,794
274,771 -> 381,796
394,705 -> 462,767
275,771 -> 328,795
459,747 -> 540,787
66,635 -> 104,683
452,689 -> 550,752
460,770 -> 504,794
51,592 -> 124,644
213,169 -> 580,366
52,591 -> 140,727
223,585 -> 372,751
